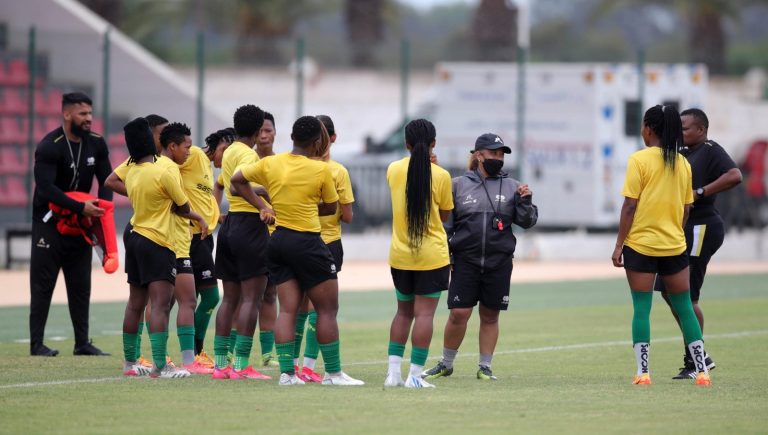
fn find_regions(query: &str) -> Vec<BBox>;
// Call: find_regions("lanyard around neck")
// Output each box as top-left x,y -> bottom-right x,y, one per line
477,170 -> 502,216
63,128 -> 82,190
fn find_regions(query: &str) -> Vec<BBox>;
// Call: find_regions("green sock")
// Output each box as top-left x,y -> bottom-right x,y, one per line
411,346 -> 429,366
122,333 -> 138,362
294,311 -> 309,359
388,341 -> 406,357
259,330 -> 275,356
631,290 -> 653,344
319,340 -> 341,373
228,329 -> 237,354
149,332 -> 169,370
177,325 -> 195,352
136,321 -> 146,356
276,341 -> 295,374
304,311 -> 319,359
213,335 -> 230,369
194,286 -> 220,341
668,291 -> 703,344
233,335 -> 254,371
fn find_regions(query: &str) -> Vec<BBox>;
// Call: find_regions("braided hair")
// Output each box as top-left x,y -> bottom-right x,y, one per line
404,119 -> 436,251
643,105 -> 683,170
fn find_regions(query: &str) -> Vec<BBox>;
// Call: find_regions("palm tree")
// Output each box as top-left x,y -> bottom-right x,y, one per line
595,0 -> 767,75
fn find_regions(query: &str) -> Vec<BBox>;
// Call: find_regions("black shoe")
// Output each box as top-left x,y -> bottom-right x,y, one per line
30,343 -> 59,357
704,352 -> 716,371
672,354 -> 696,379
73,340 -> 111,356
421,360 -> 453,379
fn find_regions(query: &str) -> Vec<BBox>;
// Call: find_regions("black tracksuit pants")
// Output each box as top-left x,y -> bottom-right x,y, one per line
29,221 -> 92,349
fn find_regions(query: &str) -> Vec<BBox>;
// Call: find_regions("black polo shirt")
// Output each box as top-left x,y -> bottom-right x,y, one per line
32,127 -> 113,222
681,140 -> 737,223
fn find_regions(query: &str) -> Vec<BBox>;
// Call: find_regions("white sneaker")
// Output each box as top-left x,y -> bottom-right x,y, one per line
123,363 -> 152,377
279,373 -> 306,386
405,374 -> 435,388
151,364 -> 191,379
322,371 -> 365,386
384,372 -> 404,387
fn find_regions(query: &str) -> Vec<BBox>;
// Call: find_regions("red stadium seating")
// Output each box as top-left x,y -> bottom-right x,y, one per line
0,88 -> 26,115
0,175 -> 29,206
0,117 -> 26,144
0,147 -> 30,175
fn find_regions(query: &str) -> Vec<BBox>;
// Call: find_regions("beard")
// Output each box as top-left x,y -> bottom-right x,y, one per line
70,120 -> 90,138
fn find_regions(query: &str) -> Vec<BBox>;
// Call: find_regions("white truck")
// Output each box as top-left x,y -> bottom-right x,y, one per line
359,62 -> 708,229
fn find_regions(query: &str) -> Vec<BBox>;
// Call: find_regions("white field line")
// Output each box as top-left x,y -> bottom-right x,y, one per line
2,329 -> 766,390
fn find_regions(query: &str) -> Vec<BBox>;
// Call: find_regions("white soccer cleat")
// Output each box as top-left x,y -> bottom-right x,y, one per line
151,364 -> 191,379
278,373 -> 306,386
384,372 -> 405,387
405,374 -> 435,388
322,371 -> 365,386
123,363 -> 152,377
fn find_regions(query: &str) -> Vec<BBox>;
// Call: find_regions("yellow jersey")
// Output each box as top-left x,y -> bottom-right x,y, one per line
155,156 -> 192,258
125,160 -> 189,251
179,146 -> 220,234
387,157 -> 453,270
319,160 -> 354,244
217,141 -> 260,214
240,153 -> 338,233
621,147 -> 693,256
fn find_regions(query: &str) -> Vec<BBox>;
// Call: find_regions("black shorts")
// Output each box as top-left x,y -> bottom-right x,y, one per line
448,256 -> 513,311
267,227 -> 337,291
190,235 -> 216,286
215,212 -> 268,282
176,257 -> 194,275
326,239 -> 344,272
623,245 -> 688,276
391,265 -> 450,296
653,220 -> 725,300
125,231 -> 176,288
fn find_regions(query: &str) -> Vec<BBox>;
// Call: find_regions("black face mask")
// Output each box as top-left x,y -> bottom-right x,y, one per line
482,158 -> 504,177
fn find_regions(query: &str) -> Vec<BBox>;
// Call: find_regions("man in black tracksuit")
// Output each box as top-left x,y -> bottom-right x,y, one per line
30,92 -> 112,356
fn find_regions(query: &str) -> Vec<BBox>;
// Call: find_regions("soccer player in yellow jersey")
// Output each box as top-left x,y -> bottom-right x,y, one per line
384,119 -> 453,389
232,116 -> 364,386
211,105 -> 274,380
106,114 -> 167,370
254,112 -> 280,367
121,117 -> 194,379
157,123 -> 211,374
292,115 -> 355,383
612,105 -> 711,386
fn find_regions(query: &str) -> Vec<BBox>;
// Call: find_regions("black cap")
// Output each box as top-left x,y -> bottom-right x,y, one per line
124,117 -> 156,162
471,133 -> 511,154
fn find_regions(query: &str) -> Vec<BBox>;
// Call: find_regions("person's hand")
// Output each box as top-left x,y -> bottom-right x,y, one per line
198,218 -> 209,240
82,199 -> 105,217
612,245 -> 624,268
260,207 -> 275,225
517,184 -> 532,197
430,152 -> 438,165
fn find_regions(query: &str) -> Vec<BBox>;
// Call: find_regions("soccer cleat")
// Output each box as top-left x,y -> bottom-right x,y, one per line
137,356 -> 153,368
632,374 -> 652,385
384,373 -> 405,387
695,372 -> 712,386
673,366 -> 697,380
30,344 -> 59,357
184,360 -> 214,375
212,366 -> 231,380
260,353 -> 279,367
298,366 -> 323,383
322,372 -> 365,386
123,363 -> 152,377
704,353 -> 716,371
405,374 -> 435,388
278,373 -> 306,386
165,356 -> 177,369
477,365 -> 498,381
230,366 -> 271,380
151,364 -> 191,379
196,351 -> 215,369
73,340 -> 110,356
422,361 -> 453,379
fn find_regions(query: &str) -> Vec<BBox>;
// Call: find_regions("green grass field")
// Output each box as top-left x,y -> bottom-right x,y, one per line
1,274 -> 767,434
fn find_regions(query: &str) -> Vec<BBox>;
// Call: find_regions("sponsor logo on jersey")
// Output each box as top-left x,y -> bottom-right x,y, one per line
183,259 -> 191,268
196,183 -> 213,194
171,268 -> 177,277
462,194 -> 477,205
330,263 -> 337,274
201,270 -> 212,279
495,194 -> 507,203
502,295 -> 509,305
86,156 -> 95,166
36,238 -> 50,249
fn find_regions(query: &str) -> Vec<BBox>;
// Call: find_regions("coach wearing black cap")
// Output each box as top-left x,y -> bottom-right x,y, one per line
422,133 -> 538,381
30,92 -> 113,356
